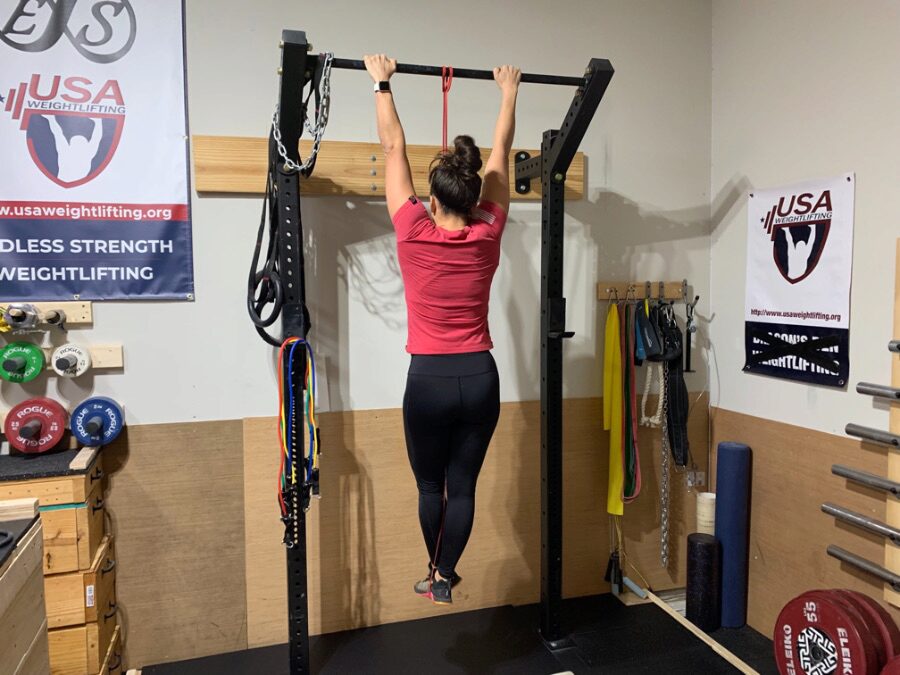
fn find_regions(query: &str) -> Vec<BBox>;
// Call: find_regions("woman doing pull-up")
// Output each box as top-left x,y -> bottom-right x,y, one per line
364,54 -> 520,605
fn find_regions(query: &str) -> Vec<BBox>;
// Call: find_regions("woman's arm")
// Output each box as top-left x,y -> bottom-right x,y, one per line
364,54 -> 415,218
481,66 -> 521,213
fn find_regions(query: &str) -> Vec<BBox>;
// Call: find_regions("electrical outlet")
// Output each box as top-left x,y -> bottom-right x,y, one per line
687,471 -> 706,488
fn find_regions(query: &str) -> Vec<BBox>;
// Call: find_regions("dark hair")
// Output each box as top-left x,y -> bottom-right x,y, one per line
428,135 -> 483,218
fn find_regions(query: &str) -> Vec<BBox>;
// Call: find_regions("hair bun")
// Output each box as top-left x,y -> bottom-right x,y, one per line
448,135 -> 482,176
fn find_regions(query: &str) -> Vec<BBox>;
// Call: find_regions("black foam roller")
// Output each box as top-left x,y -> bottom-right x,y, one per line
686,532 -> 721,632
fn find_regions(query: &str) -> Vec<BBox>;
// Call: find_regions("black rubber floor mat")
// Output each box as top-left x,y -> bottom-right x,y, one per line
143,594 -> 776,675
0,447 -> 93,481
0,516 -> 40,568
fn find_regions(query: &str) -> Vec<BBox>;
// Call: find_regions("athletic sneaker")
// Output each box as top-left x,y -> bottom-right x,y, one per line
414,574 -> 432,596
430,577 -> 452,605
414,567 -> 461,599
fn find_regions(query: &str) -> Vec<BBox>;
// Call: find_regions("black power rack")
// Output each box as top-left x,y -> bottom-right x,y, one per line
264,29 -> 613,674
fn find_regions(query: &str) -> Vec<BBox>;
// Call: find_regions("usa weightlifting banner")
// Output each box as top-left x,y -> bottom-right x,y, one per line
0,0 -> 193,300
744,173 -> 855,387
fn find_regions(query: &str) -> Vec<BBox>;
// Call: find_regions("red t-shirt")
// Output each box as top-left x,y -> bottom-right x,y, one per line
392,197 -> 507,354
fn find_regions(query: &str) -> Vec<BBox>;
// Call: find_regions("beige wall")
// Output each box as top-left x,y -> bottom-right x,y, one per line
709,0 -> 900,432
0,0 -> 713,425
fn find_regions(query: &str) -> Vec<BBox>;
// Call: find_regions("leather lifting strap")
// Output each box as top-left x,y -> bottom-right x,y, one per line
622,303 -> 641,503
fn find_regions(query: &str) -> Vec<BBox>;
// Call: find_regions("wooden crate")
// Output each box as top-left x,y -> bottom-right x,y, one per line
0,516 -> 49,675
48,610 -> 117,675
42,479 -> 106,575
98,626 -> 122,675
45,536 -> 116,629
0,454 -> 103,507
15,620 -> 50,675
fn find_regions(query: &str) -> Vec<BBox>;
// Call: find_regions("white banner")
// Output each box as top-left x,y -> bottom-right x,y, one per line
0,0 -> 193,299
744,173 -> 855,387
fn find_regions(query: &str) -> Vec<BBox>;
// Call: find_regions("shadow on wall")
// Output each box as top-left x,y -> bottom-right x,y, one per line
565,188 -> 714,392
302,198 -> 403,413
304,185 -> 719,408
295,185 -> 721,631
312,413 -> 381,641
711,173 -> 752,238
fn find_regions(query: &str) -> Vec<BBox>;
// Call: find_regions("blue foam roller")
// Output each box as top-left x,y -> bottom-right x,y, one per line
714,441 -> 751,628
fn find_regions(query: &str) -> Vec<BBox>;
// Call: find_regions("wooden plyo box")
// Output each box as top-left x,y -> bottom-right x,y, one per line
0,451 -> 106,575
41,479 -> 106,575
0,507 -> 50,675
48,608 -> 117,675
45,535 -> 116,629
98,626 -> 122,675
0,453 -> 103,507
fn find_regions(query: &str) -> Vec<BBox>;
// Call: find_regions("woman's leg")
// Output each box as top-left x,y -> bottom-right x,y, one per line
403,372 -> 455,564
435,368 -> 501,578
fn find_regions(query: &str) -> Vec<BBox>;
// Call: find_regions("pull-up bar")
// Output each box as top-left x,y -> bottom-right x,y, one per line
328,57 -> 585,87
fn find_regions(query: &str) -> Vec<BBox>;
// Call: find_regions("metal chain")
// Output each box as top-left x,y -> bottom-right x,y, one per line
272,52 -> 334,174
660,360 -> 672,568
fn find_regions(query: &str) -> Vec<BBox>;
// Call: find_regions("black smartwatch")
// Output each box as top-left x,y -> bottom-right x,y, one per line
374,80 -> 391,93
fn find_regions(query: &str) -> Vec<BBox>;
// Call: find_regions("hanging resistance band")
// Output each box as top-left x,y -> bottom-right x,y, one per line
277,337 -> 320,518
622,303 -> 641,503
441,66 -> 453,151
603,302 -> 624,516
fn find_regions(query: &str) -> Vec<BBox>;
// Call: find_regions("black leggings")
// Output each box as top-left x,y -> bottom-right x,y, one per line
403,351 -> 500,578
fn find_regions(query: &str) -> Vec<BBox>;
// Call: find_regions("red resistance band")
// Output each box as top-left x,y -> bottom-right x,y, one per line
441,66 -> 453,152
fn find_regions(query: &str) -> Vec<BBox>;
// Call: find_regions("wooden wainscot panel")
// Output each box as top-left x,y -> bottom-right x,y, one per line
102,420 -> 247,668
711,406 -> 900,636
243,394 -> 709,646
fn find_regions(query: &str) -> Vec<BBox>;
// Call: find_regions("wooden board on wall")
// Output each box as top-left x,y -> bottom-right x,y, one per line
192,136 -> 585,200
711,407 -> 900,637
243,394 -> 709,646
103,422 -> 248,668
886,239 -> 900,606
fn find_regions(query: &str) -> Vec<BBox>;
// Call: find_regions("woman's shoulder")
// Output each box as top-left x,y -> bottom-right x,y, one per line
471,200 -> 508,224
392,196 -> 434,239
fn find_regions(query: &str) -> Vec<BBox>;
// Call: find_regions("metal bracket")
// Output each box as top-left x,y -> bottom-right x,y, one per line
515,151 -> 538,194
547,297 -> 574,340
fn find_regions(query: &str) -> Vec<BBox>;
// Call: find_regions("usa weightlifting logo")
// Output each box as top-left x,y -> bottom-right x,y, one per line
2,74 -> 126,188
759,189 -> 833,285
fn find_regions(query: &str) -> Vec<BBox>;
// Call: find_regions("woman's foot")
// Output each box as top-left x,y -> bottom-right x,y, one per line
430,576 -> 453,605
414,574 -> 432,596
413,566 -> 461,601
